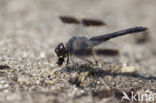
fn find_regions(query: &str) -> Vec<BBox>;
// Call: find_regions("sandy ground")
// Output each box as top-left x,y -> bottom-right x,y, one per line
0,0 -> 156,103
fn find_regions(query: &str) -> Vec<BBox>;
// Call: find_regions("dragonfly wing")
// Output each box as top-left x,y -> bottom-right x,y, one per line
59,16 -> 84,37
59,16 -> 107,38
70,47 -> 119,65
73,46 -> 119,57
69,38 -> 120,65
72,39 -> 119,57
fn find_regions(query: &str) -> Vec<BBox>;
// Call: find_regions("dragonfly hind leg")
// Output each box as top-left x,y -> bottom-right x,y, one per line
92,50 -> 99,66
75,55 -> 94,66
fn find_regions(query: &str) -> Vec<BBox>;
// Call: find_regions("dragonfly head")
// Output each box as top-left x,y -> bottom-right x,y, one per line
55,43 -> 68,65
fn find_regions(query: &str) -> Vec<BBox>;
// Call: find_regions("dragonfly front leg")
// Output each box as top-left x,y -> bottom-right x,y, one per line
66,54 -> 70,66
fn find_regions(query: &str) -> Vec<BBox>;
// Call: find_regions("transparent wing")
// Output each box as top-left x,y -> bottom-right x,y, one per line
59,16 -> 84,37
59,16 -> 106,38
93,41 -> 119,56
59,16 -> 105,26
73,40 -> 119,57
70,41 -> 120,65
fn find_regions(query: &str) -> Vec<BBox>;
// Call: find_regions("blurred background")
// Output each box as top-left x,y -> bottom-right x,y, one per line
0,0 -> 156,103
0,0 -> 155,73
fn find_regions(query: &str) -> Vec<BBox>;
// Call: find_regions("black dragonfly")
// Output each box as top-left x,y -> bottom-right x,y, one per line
55,16 -> 148,66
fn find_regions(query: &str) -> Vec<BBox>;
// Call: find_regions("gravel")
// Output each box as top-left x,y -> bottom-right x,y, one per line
0,0 -> 156,103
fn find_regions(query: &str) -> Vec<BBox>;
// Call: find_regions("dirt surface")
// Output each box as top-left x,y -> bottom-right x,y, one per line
0,0 -> 156,103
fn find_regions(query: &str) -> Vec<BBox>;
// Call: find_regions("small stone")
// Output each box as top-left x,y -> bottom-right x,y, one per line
69,76 -> 81,87
0,65 -> 10,70
10,75 -> 18,81
45,80 -> 55,85
121,66 -> 138,73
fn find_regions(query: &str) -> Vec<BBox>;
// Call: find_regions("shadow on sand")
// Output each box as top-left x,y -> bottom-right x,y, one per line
62,65 -> 156,80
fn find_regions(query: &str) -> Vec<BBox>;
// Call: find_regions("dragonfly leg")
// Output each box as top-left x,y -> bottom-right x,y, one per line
93,55 -> 98,65
75,55 -> 94,65
66,55 -> 70,66
70,55 -> 79,69
93,50 -> 98,66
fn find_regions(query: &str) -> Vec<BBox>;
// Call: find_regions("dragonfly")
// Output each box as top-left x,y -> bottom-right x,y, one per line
55,16 -> 148,66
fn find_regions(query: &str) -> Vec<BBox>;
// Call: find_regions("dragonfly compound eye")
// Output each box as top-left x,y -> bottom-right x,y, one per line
55,43 -> 64,56
55,43 -> 68,64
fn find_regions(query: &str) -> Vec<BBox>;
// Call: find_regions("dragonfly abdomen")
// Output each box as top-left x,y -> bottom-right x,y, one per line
90,27 -> 148,41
